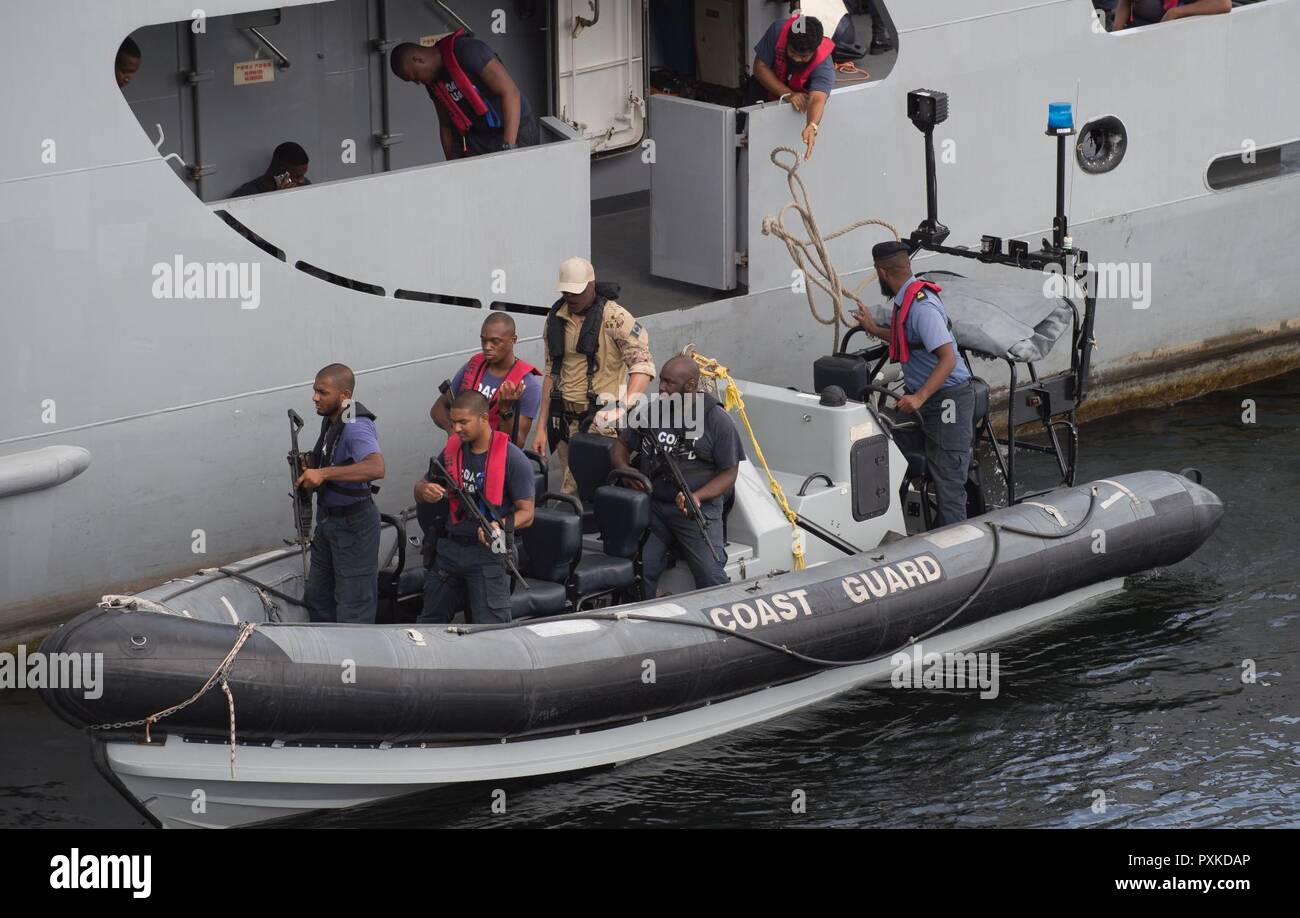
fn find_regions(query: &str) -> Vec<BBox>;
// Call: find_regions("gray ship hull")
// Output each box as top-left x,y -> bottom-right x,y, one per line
1,0 -> 1293,640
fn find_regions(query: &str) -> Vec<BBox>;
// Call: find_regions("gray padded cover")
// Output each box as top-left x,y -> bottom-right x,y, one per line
868,273 -> 1073,363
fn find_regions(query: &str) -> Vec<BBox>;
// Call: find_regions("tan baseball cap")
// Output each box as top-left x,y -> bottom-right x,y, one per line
555,256 -> 596,294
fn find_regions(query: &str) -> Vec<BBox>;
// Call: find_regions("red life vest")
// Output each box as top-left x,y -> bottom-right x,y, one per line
442,431 -> 510,524
772,16 -> 836,95
432,29 -> 490,135
889,279 -> 944,364
459,353 -> 540,433
1128,0 -> 1181,23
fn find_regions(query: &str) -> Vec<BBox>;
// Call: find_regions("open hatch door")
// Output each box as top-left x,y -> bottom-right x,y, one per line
554,0 -> 647,155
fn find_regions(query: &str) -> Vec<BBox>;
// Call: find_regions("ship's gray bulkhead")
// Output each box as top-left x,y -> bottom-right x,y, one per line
124,1 -> 552,202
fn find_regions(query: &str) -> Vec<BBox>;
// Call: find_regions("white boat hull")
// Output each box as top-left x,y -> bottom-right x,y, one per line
101,578 -> 1123,829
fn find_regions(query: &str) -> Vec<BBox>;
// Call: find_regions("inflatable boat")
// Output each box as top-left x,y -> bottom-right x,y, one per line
39,429 -> 1221,830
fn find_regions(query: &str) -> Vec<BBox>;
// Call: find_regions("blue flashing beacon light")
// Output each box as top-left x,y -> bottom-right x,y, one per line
1047,102 -> 1075,135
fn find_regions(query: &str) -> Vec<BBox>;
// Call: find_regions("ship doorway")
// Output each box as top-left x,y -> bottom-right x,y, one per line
590,0 -> 898,312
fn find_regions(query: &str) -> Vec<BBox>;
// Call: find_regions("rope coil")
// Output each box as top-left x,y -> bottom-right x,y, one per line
760,146 -> 901,349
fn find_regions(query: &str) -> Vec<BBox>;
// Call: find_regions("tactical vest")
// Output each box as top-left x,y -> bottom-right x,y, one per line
544,282 -> 621,426
310,402 -> 381,501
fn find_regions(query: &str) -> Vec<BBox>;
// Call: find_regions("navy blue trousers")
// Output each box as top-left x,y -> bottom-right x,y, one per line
305,500 -> 381,624
642,498 -> 728,598
419,537 -> 513,625
892,381 -> 975,528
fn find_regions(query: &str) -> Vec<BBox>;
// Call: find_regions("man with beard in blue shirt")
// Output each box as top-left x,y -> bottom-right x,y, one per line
853,241 -> 974,527
297,364 -> 386,623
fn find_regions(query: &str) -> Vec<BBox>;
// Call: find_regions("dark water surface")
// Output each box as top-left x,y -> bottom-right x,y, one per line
3,373 -> 1297,829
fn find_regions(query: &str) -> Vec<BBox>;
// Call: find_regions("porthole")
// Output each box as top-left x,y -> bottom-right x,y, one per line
1076,115 -> 1127,175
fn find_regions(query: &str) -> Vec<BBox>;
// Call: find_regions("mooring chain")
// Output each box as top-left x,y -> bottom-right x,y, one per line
761,146 -> 901,349
88,621 -> 259,777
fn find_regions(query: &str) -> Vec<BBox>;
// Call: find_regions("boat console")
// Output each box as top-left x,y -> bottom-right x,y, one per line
813,90 -> 1101,526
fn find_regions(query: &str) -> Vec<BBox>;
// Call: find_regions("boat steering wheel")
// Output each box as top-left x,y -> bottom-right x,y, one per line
864,383 -> 919,431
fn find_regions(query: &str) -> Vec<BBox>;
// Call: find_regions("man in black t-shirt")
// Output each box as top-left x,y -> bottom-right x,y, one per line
390,34 -> 539,159
612,356 -> 745,598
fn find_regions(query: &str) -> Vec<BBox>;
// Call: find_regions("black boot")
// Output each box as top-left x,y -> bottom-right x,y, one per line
869,15 -> 895,55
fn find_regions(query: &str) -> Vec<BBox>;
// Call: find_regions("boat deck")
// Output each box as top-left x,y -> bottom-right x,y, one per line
590,202 -> 726,316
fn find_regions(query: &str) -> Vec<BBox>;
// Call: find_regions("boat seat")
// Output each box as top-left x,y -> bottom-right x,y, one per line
523,449 -> 547,503
509,579 -> 569,620
376,515 -> 421,624
567,433 -> 615,533
519,501 -> 582,582
595,479 -> 650,558
570,473 -> 651,608
511,493 -> 583,619
377,560 -> 425,599
377,564 -> 427,625
571,553 -> 635,599
971,376 -> 989,429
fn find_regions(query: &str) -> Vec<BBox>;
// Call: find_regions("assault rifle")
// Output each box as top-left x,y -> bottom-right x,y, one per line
286,409 -> 313,583
636,430 -> 725,565
428,455 -> 528,588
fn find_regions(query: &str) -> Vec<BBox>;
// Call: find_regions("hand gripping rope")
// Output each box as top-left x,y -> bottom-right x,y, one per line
684,346 -> 806,571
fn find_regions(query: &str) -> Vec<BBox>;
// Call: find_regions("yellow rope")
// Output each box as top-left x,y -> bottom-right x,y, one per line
686,348 -> 806,571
